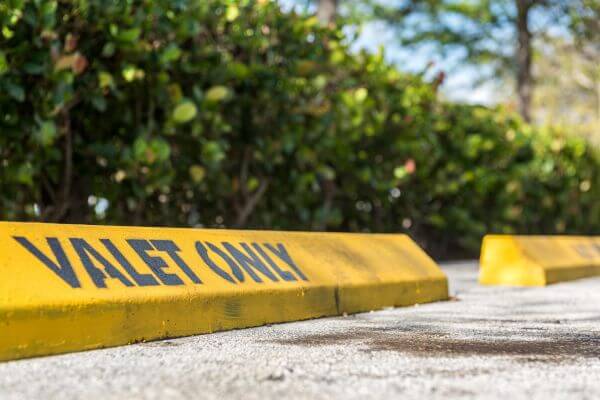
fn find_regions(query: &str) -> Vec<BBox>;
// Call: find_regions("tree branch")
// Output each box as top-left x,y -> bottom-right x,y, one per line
234,178 -> 269,228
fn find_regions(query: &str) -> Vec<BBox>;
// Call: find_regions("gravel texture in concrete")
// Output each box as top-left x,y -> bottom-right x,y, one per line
2,261 -> 600,399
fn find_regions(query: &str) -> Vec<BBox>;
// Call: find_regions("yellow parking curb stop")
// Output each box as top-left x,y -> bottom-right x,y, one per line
0,222 -> 448,361
479,235 -> 600,286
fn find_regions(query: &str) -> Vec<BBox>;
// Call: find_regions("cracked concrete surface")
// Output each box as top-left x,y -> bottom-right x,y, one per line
1,261 -> 600,399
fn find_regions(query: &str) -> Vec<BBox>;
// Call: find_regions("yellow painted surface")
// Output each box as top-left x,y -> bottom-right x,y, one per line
0,222 -> 448,361
479,235 -> 600,286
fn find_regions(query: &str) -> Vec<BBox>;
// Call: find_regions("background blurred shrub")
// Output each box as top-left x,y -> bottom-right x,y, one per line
1,0 -> 598,258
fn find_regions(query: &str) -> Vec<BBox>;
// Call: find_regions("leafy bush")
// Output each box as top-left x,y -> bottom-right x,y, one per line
1,0 -> 598,257
415,105 -> 600,255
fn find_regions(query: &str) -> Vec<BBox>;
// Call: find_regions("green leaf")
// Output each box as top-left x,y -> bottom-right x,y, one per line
227,62 -> 250,79
172,100 -> 197,124
0,51 -> 8,76
2,26 -> 14,39
394,166 -> 408,180
318,165 -> 336,180
205,86 -> 231,103
122,65 -> 144,82
102,42 -> 116,57
247,177 -> 259,191
226,5 -> 240,22
5,82 -> 25,102
90,95 -> 107,112
34,121 -> 57,146
98,71 -> 114,89
133,138 -> 148,161
116,28 -> 141,43
16,163 -> 34,185
24,62 -> 44,75
202,141 -> 225,165
189,165 -> 206,183
160,45 -> 181,64
122,66 -> 136,82
151,139 -> 171,162
354,88 -> 368,103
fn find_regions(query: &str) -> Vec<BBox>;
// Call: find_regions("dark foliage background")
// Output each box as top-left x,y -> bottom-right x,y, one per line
1,0 -> 598,258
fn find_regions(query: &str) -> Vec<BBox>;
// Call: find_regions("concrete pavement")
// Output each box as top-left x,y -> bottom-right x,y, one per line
2,261 -> 600,399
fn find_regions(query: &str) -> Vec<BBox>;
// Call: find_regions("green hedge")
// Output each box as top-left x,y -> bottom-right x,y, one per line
1,0 -> 598,257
